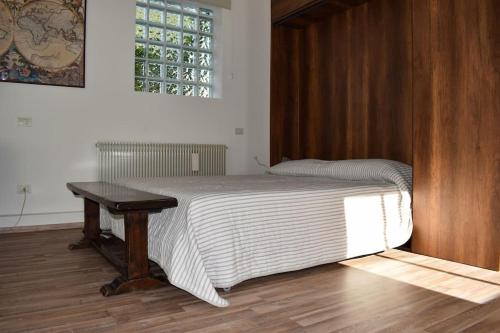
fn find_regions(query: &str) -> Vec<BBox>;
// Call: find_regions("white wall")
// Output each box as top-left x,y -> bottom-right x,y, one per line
0,0 -> 270,227
246,0 -> 271,173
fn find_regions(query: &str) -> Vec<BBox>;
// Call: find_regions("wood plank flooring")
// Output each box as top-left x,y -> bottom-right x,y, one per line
0,229 -> 499,333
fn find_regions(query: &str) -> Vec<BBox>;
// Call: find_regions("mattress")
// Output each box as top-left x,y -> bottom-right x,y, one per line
100,160 -> 412,307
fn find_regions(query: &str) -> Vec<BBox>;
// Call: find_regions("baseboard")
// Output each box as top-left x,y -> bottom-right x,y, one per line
0,222 -> 83,234
0,211 -> 84,230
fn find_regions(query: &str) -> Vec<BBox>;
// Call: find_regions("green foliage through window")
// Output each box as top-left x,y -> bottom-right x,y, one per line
134,0 -> 215,98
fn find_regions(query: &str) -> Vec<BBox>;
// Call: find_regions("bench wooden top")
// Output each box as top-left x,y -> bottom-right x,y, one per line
67,182 -> 178,212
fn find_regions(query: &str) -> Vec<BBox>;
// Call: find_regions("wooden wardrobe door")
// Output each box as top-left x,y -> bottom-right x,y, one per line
412,0 -> 500,270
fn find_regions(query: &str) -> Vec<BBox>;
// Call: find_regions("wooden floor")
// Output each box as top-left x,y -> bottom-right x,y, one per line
0,229 -> 499,333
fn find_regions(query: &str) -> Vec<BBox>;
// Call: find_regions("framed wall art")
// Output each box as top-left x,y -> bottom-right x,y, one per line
0,0 -> 86,88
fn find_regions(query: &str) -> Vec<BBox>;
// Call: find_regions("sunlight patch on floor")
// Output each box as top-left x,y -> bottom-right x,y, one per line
340,249 -> 500,304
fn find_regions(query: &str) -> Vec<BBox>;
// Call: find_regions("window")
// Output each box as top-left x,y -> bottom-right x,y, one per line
135,0 -> 216,98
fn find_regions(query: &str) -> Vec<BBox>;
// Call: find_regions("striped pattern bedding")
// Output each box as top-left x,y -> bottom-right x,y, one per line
100,160 -> 412,307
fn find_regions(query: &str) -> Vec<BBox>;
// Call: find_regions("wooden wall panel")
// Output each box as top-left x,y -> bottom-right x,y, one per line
270,26 -> 305,166
366,0 -> 413,163
412,0 -> 500,270
302,13 -> 350,160
296,0 -> 413,164
347,5 -> 369,159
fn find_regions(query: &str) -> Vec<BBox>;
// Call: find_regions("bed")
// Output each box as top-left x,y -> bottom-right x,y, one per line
97,159 -> 413,307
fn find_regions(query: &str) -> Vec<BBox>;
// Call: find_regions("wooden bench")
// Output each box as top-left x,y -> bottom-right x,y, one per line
67,182 -> 178,296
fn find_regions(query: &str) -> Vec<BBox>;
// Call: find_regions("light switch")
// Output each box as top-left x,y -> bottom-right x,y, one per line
235,128 -> 244,135
17,117 -> 32,127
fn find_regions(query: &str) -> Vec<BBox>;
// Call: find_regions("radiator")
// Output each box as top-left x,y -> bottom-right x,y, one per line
96,142 -> 227,183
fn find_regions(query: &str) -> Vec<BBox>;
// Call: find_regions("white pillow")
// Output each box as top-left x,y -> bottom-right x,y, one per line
269,159 -> 412,192
268,159 -> 331,176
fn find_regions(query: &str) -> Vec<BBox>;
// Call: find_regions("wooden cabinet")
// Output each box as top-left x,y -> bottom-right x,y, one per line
411,0 -> 500,271
271,0 -> 500,270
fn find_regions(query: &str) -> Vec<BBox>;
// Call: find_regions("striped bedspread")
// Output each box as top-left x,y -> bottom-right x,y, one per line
101,159 -> 412,307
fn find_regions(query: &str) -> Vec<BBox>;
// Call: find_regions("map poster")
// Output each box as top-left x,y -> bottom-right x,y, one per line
0,0 -> 85,88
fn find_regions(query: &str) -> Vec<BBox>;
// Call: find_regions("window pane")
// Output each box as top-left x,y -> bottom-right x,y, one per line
182,85 -> 195,96
199,35 -> 211,50
166,47 -> 179,62
148,44 -> 162,59
149,81 -> 162,93
183,15 -> 197,31
166,65 -> 179,80
148,63 -> 162,78
136,24 -> 146,39
134,0 -> 216,97
183,33 -> 197,47
199,52 -> 211,67
182,50 -> 195,64
135,60 -> 145,76
166,30 -> 180,44
135,42 -> 146,57
148,27 -> 163,42
166,83 -> 179,95
136,6 -> 146,20
198,86 -> 210,98
166,12 -> 181,27
200,8 -> 213,16
150,0 -> 165,7
199,18 -> 212,33
182,67 -> 196,82
135,79 -> 145,92
199,69 -> 211,84
149,8 -> 164,23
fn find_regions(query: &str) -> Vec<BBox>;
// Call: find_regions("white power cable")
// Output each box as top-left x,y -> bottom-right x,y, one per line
254,156 -> 269,169
14,190 -> 27,227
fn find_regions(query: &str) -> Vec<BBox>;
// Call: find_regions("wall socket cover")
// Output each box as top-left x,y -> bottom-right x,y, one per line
17,117 -> 32,127
17,184 -> 31,194
235,128 -> 244,135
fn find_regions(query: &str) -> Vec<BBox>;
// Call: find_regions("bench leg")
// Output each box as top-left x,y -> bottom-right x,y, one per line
69,198 -> 100,250
100,211 -> 165,296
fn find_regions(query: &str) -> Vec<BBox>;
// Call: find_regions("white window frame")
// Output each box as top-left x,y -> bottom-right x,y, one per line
135,0 -> 219,98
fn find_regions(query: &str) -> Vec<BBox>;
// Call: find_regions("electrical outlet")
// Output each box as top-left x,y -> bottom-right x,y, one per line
17,184 -> 31,194
235,128 -> 244,135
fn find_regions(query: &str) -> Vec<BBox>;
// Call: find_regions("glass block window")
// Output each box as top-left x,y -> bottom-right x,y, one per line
135,0 -> 216,98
